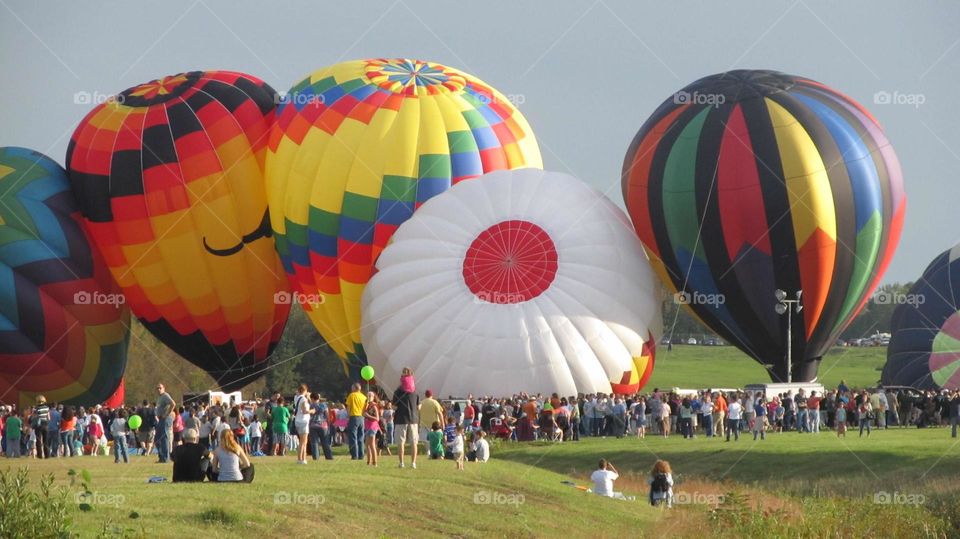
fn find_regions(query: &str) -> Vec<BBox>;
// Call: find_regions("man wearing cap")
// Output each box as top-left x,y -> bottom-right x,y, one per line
171,428 -> 208,482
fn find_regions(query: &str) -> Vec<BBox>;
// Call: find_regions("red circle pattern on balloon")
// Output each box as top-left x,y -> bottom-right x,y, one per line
462,220 -> 558,304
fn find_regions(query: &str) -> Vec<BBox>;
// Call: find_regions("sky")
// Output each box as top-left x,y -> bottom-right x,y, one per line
1,0 -> 958,284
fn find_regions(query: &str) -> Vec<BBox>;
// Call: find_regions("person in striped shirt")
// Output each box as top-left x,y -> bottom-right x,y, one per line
32,396 -> 51,459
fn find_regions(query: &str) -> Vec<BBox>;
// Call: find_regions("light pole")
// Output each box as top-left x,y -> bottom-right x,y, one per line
775,289 -> 803,383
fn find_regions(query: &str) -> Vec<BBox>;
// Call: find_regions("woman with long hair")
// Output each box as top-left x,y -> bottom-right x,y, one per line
59,406 -> 77,457
294,384 -> 313,465
648,459 -> 674,507
212,429 -> 251,482
363,392 -> 380,467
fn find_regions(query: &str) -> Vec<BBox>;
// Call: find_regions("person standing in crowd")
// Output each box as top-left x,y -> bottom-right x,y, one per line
807,391 -> 821,434
271,397 -> 291,457
393,368 -> 419,469
451,424 -> 465,470
345,383 -> 367,460
4,410 -> 22,458
363,392 -> 381,467
293,384 -> 314,465
836,402 -> 847,438
155,384 -> 176,463
308,393 -> 333,460
714,391 -> 727,438
59,406 -> 77,457
658,396 -> 671,437
858,398 -> 873,437
886,388 -> 900,427
569,396 -> 581,441
419,389 -> 445,448
47,404 -> 61,458
950,391 -> 960,439
726,395 -> 742,442
248,412 -> 263,456
110,409 -> 129,464
752,395 -> 767,441
700,394 -> 714,437
139,401 -> 157,456
33,396 -> 50,459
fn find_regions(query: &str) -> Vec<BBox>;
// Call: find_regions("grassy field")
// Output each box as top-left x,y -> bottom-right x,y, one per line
3,426 -> 959,538
646,344 -> 887,390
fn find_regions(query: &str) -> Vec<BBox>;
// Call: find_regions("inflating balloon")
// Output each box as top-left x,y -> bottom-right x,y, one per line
622,70 -> 905,382
883,243 -> 960,390
66,71 -> 291,390
128,414 -> 142,430
266,58 -> 542,377
0,147 -> 129,409
360,365 -> 375,381
362,169 -> 661,397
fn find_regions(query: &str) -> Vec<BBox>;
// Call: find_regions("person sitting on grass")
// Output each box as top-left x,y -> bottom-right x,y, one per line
591,459 -> 631,500
427,421 -> 444,459
648,459 -> 674,507
210,429 -> 252,482
172,428 -> 209,482
470,430 -> 490,462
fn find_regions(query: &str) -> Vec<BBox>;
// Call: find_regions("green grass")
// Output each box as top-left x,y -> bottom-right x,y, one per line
4,426 -> 959,537
647,345 -> 887,390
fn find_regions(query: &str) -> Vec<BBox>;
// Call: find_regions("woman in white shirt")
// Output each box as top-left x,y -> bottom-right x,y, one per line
293,384 -> 314,465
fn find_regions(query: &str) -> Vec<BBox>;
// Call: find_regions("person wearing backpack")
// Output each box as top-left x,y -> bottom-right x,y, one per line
648,459 -> 674,507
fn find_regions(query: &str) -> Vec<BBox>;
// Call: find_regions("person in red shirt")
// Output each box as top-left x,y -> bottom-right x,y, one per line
807,392 -> 822,433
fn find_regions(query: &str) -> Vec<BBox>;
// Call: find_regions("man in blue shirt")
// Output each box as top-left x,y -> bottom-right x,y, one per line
47,405 -> 61,457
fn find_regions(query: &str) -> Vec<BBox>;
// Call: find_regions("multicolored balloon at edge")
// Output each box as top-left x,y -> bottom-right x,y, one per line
0,147 -> 129,409
883,243 -> 960,390
266,58 -> 543,378
65,71 -> 291,391
623,70 -> 905,383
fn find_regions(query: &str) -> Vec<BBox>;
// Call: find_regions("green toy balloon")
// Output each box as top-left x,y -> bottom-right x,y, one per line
360,365 -> 375,381
128,414 -> 142,430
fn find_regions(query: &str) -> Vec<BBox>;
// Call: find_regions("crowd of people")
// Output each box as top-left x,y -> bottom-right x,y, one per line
3,375 -> 958,487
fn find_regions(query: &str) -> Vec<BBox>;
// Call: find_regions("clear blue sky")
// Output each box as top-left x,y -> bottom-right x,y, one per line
2,0 -> 958,284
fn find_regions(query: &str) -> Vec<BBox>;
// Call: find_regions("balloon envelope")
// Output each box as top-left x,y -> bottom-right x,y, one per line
362,169 -> 661,397
622,70 -> 905,382
266,58 -> 542,377
0,147 -> 129,408
884,244 -> 960,390
66,71 -> 291,390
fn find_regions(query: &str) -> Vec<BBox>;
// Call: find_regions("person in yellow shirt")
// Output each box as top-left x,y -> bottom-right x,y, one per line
345,384 -> 367,460
418,390 -> 445,447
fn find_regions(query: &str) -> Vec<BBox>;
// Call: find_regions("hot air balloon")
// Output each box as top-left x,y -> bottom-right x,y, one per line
361,169 -> 660,397
883,244 -> 960,390
266,58 -> 542,376
0,147 -> 129,408
622,70 -> 905,383
65,71 -> 290,391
